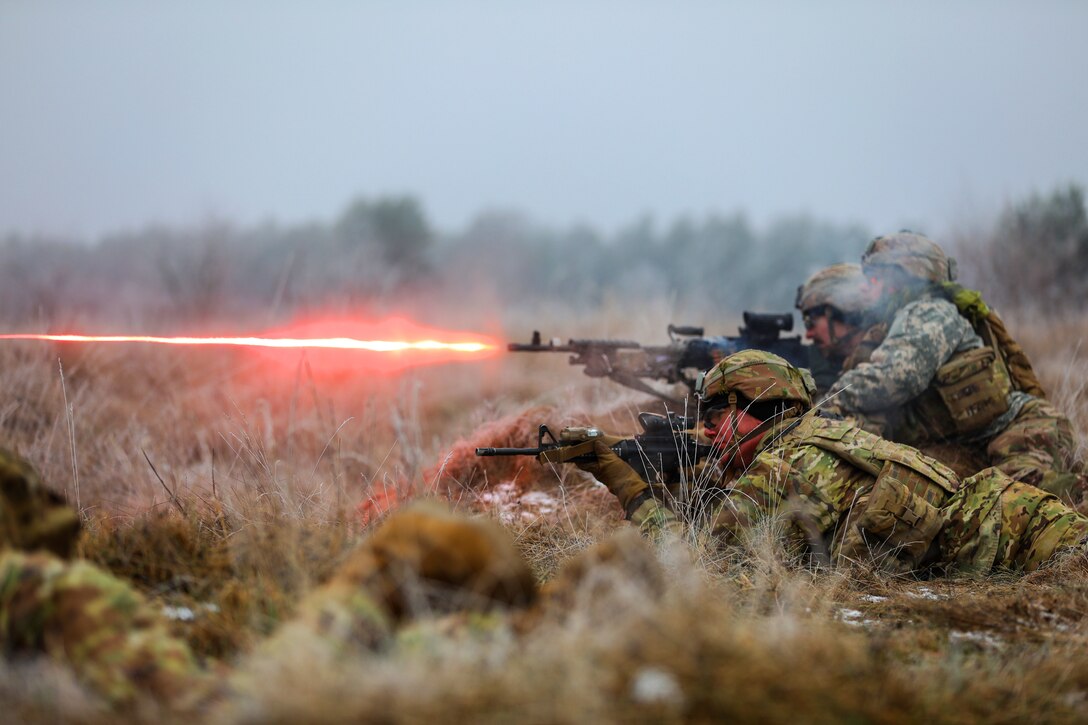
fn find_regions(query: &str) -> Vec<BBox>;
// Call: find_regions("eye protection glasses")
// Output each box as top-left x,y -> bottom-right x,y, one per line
801,306 -> 830,330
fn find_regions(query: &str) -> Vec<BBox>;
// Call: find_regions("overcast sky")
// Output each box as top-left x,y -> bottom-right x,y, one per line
2,0 -> 1086,241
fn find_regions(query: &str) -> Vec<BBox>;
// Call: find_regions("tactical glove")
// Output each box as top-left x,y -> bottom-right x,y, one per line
575,438 -> 652,518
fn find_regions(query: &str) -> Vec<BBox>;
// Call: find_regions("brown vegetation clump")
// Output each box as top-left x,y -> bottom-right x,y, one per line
332,500 -> 538,620
78,498 -> 361,660
530,527 -> 667,626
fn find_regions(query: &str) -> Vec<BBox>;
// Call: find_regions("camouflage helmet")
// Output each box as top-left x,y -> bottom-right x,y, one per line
696,350 -> 815,410
0,449 -> 81,557
795,263 -> 869,315
862,231 -> 957,284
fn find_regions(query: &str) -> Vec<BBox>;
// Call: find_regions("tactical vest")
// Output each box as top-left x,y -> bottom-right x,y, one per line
938,284 -> 1047,399
847,288 -> 1037,444
907,343 -> 1013,441
787,414 -> 960,572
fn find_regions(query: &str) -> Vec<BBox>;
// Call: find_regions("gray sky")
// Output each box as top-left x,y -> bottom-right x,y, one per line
2,0 -> 1086,240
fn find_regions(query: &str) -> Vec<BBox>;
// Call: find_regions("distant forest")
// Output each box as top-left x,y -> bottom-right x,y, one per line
0,185 -> 1083,328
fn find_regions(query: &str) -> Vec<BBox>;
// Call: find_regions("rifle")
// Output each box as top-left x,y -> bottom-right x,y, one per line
475,412 -> 714,485
509,311 -> 829,405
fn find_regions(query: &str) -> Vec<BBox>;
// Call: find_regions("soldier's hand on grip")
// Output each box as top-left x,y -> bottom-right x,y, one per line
575,438 -> 650,514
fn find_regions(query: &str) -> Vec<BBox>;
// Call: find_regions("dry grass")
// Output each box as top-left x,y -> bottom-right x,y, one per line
0,302 -> 1087,722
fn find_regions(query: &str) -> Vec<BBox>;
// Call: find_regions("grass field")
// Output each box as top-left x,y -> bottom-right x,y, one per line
1,304 -> 1087,722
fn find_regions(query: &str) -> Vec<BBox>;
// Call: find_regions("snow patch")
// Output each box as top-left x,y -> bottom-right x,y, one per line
837,608 -> 879,627
949,630 -> 1004,650
478,482 -> 562,523
631,666 -> 683,706
163,605 -> 195,622
907,586 -> 948,601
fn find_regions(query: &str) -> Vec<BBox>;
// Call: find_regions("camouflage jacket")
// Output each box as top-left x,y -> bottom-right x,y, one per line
826,292 -> 1032,444
0,549 -> 217,709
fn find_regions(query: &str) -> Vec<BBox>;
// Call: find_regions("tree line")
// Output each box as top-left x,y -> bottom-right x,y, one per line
0,184 -> 1082,328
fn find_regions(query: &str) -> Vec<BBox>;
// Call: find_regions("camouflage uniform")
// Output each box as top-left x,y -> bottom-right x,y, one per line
584,351 -> 1088,576
592,351 -> 961,572
0,448 -> 215,709
695,411 -> 958,571
940,468 -> 1088,575
827,233 -> 1084,498
0,550 -> 217,707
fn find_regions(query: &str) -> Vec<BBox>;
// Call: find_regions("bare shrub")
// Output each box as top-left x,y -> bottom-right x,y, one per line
952,183 -> 1088,312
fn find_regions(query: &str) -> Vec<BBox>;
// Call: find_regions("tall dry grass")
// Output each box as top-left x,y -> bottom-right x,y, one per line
0,296 -> 1086,722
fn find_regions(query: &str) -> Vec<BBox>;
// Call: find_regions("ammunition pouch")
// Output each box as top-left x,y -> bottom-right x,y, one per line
934,346 -> 1011,435
837,461 -> 946,573
910,346 -> 1011,441
939,283 -> 1047,398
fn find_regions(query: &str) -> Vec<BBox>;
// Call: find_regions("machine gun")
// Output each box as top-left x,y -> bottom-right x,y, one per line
509,311 -> 827,405
475,411 -> 714,485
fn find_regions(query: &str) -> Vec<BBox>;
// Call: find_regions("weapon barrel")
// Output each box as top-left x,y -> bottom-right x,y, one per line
507,343 -> 577,352
475,447 -> 544,456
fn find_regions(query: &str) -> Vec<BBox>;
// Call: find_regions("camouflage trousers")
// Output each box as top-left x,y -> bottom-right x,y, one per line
986,398 -> 1086,502
0,550 -> 215,709
939,469 -> 1088,576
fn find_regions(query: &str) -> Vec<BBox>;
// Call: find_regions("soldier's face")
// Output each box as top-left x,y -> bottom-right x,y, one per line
703,407 -> 765,469
804,310 -> 834,353
805,309 -> 859,358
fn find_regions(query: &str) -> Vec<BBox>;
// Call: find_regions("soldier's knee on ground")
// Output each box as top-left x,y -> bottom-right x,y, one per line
986,398 -> 1081,499
1012,492 -> 1088,573
333,500 -> 537,621
943,470 -> 1088,575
